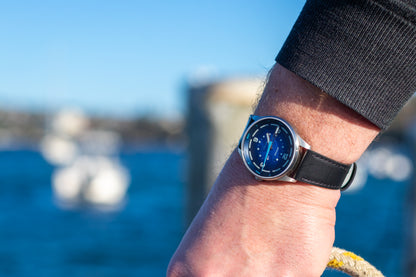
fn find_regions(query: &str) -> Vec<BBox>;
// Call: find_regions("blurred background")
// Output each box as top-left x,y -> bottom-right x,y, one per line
0,1 -> 415,276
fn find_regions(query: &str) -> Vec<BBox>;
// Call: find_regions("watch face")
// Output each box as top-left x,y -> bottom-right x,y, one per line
241,117 -> 296,179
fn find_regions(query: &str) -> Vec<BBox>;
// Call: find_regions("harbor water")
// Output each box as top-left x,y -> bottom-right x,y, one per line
0,148 -> 185,277
0,142 -> 413,276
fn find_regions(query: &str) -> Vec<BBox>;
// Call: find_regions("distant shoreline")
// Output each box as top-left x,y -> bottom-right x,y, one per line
0,108 -> 185,150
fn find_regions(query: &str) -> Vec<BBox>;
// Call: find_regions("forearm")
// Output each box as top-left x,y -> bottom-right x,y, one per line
257,64 -> 380,163
168,64 -> 380,276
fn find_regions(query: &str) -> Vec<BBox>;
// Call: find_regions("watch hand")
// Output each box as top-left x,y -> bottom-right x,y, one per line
262,140 -> 272,169
266,133 -> 270,143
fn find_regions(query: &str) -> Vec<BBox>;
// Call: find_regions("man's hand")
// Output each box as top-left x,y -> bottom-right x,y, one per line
168,64 -> 379,276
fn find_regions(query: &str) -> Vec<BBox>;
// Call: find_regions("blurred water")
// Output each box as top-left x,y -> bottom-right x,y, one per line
0,149 -> 185,277
324,142 -> 414,277
323,172 -> 412,277
0,145 -> 413,277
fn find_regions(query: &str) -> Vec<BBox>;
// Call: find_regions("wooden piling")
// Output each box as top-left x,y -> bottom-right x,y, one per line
186,77 -> 264,224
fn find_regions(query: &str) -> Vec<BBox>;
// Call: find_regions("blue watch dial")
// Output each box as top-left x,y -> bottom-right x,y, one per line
241,117 -> 295,178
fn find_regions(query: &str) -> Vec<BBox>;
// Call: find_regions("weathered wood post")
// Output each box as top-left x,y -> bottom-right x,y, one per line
186,77 -> 264,224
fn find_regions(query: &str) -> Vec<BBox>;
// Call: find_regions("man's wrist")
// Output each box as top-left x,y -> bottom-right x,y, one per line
227,63 -> 380,207
223,149 -> 341,209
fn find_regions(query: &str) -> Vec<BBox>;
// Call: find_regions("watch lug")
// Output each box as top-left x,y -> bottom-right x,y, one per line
238,115 -> 259,151
278,175 -> 297,183
298,136 -> 310,150
250,115 -> 262,122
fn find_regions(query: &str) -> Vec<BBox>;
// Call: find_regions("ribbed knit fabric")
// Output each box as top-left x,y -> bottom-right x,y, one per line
276,0 -> 416,130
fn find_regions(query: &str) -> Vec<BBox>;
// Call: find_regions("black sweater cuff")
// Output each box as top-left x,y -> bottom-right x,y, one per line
276,0 -> 416,130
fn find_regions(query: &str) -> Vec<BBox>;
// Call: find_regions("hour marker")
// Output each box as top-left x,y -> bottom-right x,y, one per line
274,126 -> 280,135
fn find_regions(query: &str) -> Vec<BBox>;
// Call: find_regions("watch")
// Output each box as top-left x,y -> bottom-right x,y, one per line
238,115 -> 356,191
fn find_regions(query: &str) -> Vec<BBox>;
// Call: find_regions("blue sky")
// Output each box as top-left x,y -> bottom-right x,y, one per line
0,0 -> 305,118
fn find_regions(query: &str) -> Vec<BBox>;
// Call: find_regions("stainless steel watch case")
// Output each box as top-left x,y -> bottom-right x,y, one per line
238,115 -> 310,183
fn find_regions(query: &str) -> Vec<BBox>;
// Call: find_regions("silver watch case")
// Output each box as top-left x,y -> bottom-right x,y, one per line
238,115 -> 310,183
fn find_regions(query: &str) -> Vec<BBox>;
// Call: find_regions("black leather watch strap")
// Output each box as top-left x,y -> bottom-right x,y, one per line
293,150 -> 356,191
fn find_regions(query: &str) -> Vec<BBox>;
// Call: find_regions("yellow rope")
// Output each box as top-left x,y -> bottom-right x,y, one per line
327,247 -> 385,277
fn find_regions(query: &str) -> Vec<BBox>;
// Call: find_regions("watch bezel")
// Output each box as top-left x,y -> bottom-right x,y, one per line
240,116 -> 302,181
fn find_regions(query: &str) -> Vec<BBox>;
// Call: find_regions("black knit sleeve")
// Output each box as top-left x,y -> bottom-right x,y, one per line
276,0 -> 416,130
